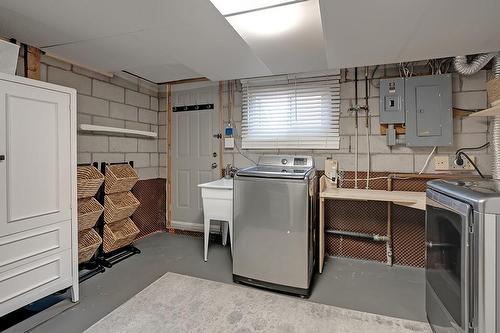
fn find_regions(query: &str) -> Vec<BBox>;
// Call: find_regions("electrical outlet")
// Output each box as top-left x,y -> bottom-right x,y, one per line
452,155 -> 476,171
434,156 -> 449,170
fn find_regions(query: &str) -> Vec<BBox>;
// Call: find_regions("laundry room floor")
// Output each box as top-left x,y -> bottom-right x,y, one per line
26,232 -> 426,333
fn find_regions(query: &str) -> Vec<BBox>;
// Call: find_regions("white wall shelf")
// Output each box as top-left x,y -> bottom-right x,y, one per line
79,124 -> 158,138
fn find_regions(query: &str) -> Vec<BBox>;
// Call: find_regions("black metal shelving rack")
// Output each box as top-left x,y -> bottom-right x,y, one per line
95,161 -> 141,268
78,161 -> 141,282
78,162 -> 106,283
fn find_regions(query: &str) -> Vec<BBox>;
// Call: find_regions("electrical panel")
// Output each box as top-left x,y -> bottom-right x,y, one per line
405,74 -> 452,146
379,78 -> 405,124
379,74 -> 452,147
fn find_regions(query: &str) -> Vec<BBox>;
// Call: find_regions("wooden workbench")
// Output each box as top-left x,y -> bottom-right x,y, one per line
318,177 -> 426,273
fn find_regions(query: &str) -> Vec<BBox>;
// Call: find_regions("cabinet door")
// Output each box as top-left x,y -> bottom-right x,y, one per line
0,81 -> 71,236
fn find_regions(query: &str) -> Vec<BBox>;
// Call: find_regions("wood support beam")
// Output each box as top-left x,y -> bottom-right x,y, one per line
162,77 -> 209,85
24,45 -> 41,80
166,84 -> 174,233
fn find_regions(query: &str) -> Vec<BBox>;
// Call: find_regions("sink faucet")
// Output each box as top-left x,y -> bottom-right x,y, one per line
225,164 -> 238,179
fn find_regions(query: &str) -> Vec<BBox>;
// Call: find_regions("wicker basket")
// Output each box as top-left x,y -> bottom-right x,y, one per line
78,197 -> 104,231
104,191 -> 140,224
77,165 -> 104,199
103,218 -> 140,253
78,228 -> 102,263
105,164 -> 139,194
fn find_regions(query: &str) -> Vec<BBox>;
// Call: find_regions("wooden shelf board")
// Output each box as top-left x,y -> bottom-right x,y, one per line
320,187 -> 426,211
79,124 -> 157,138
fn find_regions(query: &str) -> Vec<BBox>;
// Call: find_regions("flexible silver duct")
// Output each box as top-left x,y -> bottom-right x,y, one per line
492,55 -> 500,180
454,52 -> 500,179
454,53 -> 496,75
492,117 -> 500,180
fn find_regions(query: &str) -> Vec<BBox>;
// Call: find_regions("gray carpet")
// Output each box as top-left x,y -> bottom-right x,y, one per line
84,272 -> 431,333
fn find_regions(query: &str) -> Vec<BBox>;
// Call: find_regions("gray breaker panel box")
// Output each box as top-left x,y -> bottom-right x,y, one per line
379,77 -> 405,124
405,74 -> 452,147
379,74 -> 452,147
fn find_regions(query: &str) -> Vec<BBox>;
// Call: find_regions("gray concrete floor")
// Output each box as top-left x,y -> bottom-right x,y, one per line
29,232 -> 426,333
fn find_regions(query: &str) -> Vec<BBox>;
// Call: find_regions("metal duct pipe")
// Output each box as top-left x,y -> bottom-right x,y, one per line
491,54 -> 500,180
454,53 -> 496,75
492,118 -> 500,179
454,52 -> 500,179
325,229 -> 389,242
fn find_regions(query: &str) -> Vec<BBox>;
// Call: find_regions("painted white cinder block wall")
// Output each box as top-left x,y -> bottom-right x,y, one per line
219,65 -> 493,175
16,51 -> 161,180
16,50 -> 492,179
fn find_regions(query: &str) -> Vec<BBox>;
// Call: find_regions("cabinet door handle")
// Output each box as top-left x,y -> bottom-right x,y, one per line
0,155 -> 5,161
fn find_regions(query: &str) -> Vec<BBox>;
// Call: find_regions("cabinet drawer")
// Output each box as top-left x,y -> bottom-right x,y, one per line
0,250 -> 72,317
0,221 -> 71,273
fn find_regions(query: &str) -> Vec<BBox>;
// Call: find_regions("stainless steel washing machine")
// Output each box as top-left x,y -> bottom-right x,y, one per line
426,179 -> 500,333
232,155 -> 317,297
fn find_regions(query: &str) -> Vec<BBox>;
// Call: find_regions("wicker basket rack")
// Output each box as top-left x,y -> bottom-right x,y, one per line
78,228 -> 102,263
104,191 -> 140,224
103,218 -> 140,253
78,197 -> 104,231
105,164 -> 139,194
77,165 -> 104,199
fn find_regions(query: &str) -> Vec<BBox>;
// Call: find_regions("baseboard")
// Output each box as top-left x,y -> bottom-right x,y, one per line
171,220 -> 221,233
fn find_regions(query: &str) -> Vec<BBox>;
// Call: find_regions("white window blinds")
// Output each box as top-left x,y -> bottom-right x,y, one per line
241,72 -> 341,149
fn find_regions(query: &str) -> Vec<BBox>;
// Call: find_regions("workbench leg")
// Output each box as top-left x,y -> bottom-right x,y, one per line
319,198 -> 325,274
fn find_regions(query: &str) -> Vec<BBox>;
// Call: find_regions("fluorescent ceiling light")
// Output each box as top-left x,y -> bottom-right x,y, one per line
210,0 -> 306,16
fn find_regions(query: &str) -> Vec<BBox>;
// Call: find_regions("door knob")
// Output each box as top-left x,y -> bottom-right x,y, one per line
0,155 -> 4,161
211,162 -> 217,169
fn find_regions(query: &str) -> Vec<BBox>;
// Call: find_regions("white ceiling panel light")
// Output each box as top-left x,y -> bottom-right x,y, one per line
213,0 -> 328,75
209,0 -> 301,16
226,2 -> 305,37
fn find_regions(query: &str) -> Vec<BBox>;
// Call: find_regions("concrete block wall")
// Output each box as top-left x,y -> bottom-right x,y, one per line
16,51 -> 161,180
14,50 -> 493,179
221,65 -> 493,176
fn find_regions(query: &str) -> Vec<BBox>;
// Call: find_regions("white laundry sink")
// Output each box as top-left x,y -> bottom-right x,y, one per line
198,177 -> 233,218
198,177 -> 233,191
198,178 -> 234,261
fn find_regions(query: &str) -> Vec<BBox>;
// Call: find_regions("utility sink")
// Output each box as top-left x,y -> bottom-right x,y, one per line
198,177 -> 233,213
198,178 -> 233,190
198,178 -> 233,261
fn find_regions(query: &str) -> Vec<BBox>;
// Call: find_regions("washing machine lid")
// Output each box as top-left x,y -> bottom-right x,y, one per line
427,179 -> 500,213
236,165 -> 312,179
236,155 -> 314,179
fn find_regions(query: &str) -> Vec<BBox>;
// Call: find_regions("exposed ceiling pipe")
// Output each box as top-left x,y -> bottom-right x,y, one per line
454,52 -> 500,180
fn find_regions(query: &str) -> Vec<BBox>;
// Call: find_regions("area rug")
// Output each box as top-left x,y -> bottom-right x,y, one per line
84,272 -> 431,333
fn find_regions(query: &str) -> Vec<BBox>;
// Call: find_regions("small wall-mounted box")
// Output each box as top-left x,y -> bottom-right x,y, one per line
379,78 -> 405,124
224,137 -> 235,149
379,74 -> 452,147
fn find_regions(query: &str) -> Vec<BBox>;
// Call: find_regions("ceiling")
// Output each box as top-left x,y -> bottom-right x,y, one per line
0,0 -> 499,83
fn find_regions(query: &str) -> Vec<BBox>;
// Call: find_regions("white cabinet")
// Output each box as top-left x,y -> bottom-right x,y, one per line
0,73 -> 78,317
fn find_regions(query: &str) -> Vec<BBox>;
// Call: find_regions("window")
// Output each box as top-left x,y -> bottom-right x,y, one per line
241,72 -> 341,149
